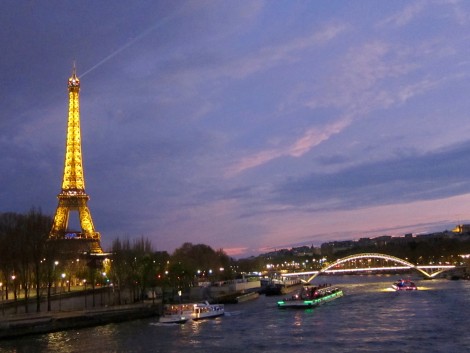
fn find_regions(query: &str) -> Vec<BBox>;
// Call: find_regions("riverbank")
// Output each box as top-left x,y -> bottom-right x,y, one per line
0,303 -> 159,339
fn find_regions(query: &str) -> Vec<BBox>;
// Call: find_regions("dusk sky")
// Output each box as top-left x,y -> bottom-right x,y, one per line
2,1 -> 470,258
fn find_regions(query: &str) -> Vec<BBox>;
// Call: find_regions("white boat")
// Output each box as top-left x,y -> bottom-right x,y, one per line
160,304 -> 189,324
159,314 -> 189,324
191,301 -> 225,320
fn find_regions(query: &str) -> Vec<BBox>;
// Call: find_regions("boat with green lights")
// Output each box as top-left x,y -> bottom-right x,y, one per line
277,284 -> 343,308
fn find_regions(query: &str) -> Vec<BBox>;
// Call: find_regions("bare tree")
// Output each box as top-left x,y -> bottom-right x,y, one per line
24,208 -> 52,312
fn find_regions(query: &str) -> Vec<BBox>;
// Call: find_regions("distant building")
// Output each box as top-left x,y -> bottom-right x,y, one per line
372,236 -> 392,246
321,240 -> 354,256
263,225 -> 470,260
390,234 -> 414,245
453,224 -> 470,234
358,238 -> 372,246
292,245 -> 320,256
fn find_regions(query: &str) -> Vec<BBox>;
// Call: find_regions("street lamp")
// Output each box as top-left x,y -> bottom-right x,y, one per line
11,275 -> 17,313
53,261 -> 59,293
60,273 -> 66,311
83,279 -> 87,308
0,282 -> 3,316
11,275 -> 16,301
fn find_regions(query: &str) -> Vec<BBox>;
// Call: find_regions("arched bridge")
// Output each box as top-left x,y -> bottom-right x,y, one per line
283,253 -> 457,283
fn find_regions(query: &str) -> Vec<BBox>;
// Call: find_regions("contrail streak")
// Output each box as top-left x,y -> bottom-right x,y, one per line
81,12 -> 177,78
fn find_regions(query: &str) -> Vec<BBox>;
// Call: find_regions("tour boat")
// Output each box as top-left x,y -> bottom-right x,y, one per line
191,301 -> 225,320
277,284 -> 343,308
392,279 -> 418,291
160,304 -> 189,324
159,314 -> 189,324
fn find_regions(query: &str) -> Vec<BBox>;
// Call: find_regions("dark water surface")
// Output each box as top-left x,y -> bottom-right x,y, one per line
1,276 -> 469,353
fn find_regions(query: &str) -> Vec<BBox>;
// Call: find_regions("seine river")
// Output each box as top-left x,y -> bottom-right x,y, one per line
1,275 -> 469,353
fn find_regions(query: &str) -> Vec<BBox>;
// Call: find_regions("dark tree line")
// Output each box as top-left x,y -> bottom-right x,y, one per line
0,209 -> 237,312
109,237 -> 170,304
171,242 -> 234,284
0,209 -> 52,313
108,240 -> 235,303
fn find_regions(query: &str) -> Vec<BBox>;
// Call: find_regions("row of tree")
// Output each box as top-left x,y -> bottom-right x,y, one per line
108,239 -> 234,303
0,210 -> 235,313
0,209 -> 52,312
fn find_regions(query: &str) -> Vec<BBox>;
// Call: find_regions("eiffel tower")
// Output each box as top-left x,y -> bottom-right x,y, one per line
49,66 -> 103,254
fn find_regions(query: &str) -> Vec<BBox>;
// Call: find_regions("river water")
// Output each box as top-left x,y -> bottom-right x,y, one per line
1,275 -> 469,353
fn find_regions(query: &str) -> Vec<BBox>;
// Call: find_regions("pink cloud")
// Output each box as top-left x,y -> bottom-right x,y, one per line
226,118 -> 351,177
223,247 -> 249,257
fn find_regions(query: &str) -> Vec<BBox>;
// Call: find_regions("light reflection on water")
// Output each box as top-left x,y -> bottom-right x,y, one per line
1,276 -> 470,353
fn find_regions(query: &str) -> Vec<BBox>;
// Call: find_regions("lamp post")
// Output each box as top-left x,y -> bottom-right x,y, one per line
53,261 -> 59,294
83,279 -> 87,308
11,275 -> 17,314
47,260 -> 59,312
101,272 -> 107,306
11,275 -> 16,300
0,282 -> 3,316
59,273 -> 66,311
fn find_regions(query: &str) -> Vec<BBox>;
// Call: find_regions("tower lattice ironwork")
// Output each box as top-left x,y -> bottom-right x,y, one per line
49,66 -> 103,254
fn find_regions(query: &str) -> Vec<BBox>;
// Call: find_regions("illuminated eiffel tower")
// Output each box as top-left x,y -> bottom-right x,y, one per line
49,65 -> 103,254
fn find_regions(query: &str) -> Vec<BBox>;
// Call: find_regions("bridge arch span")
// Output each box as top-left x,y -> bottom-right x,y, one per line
306,252 -> 430,282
